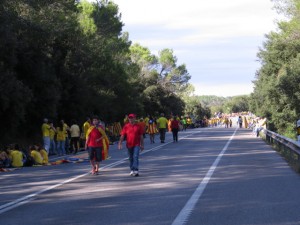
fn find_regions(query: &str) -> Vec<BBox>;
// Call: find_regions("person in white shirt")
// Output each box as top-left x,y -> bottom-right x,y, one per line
69,120 -> 81,155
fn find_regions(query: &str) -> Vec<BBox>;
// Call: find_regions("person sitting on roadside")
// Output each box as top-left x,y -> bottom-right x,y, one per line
23,148 -> 35,167
29,145 -> 43,165
9,144 -> 24,168
0,149 -> 11,168
36,144 -> 49,165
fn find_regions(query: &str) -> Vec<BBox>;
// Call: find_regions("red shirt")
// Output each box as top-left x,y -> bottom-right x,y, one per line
121,123 -> 143,148
171,120 -> 180,129
87,126 -> 103,147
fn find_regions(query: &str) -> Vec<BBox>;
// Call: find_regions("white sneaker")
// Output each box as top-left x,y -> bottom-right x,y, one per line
133,171 -> 139,177
130,171 -> 134,176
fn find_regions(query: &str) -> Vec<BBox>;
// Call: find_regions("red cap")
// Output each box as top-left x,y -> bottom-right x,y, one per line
128,114 -> 136,118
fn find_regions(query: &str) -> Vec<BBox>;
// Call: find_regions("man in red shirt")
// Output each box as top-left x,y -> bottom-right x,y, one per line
118,113 -> 144,176
85,116 -> 107,175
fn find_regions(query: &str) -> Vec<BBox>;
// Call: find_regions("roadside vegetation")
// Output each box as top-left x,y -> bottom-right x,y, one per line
1,0 -> 299,144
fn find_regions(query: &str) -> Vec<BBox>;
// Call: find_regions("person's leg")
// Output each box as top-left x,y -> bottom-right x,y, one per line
94,147 -> 102,173
160,128 -> 166,143
172,129 -> 176,142
51,139 -> 57,155
159,129 -> 164,143
61,141 -> 66,155
174,128 -> 178,142
88,147 -> 96,174
75,137 -> 80,154
127,147 -> 134,174
69,137 -> 74,154
43,137 -> 50,154
150,134 -> 154,143
57,141 -> 62,156
132,146 -> 140,176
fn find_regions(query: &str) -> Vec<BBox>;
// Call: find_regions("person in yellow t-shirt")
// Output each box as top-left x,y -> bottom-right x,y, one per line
81,117 -> 91,145
49,122 -> 57,155
144,115 -> 150,125
157,113 -> 168,143
57,120 -> 67,156
9,144 -> 24,168
30,145 -> 43,165
37,145 -> 49,164
41,118 -> 56,154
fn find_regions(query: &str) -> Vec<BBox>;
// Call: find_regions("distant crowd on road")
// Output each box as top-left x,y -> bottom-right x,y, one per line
0,113 -> 195,172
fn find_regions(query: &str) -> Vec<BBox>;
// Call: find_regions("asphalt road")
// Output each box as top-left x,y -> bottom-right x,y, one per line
1,125 -> 300,225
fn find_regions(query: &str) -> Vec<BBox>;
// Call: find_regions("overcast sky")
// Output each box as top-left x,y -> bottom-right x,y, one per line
109,0 -> 280,97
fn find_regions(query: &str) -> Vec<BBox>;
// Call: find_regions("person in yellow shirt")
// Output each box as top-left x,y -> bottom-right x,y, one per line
49,121 -> 57,155
29,145 -> 43,165
144,115 -> 150,125
41,118 -> 56,155
9,144 -> 24,168
157,113 -> 168,143
61,120 -> 70,154
57,120 -> 67,156
81,117 -> 91,147
37,145 -> 49,164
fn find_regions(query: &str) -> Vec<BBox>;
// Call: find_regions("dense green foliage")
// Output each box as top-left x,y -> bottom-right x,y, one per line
0,0 -> 193,144
250,0 -> 300,138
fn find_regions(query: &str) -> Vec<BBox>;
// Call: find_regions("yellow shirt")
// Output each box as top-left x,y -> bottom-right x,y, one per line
40,149 -> 49,164
31,150 -> 43,164
42,123 -> 50,137
10,150 -> 23,167
64,123 -> 69,135
83,121 -> 91,139
144,117 -> 149,125
49,129 -> 56,140
157,117 -> 168,129
56,127 -> 66,141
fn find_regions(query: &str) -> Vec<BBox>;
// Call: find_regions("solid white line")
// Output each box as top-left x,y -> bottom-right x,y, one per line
172,127 -> 238,225
0,130 -> 201,215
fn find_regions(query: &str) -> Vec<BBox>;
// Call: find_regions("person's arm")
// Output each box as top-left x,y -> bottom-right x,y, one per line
140,134 -> 144,151
85,136 -> 89,150
118,135 -> 125,150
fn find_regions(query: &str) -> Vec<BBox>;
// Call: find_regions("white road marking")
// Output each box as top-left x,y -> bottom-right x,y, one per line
0,131 -> 200,214
172,127 -> 238,225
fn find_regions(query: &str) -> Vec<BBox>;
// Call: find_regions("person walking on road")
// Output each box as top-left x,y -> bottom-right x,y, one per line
118,113 -> 144,177
238,116 -> 243,128
157,113 -> 168,143
85,116 -> 109,175
170,116 -> 180,142
146,116 -> 157,144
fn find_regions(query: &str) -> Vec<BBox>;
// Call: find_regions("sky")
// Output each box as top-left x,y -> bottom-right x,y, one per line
109,0 -> 281,97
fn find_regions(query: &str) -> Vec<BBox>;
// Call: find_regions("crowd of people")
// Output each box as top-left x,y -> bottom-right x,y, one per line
0,111 -> 267,175
0,113 -> 195,172
0,143 -> 50,170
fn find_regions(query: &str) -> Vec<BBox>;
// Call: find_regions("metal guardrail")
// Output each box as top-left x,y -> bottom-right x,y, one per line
261,129 -> 300,173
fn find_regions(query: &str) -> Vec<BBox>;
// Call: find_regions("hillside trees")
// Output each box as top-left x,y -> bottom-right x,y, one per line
129,43 -> 189,116
0,0 -> 140,143
0,0 -> 195,144
251,0 -> 300,137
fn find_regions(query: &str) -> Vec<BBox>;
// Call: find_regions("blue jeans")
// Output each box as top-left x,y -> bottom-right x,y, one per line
49,139 -> 56,154
43,137 -> 50,154
127,146 -> 140,171
57,141 -> 66,155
